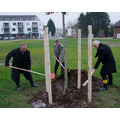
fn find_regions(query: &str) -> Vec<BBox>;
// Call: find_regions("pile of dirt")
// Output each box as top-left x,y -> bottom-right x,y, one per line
29,69 -> 103,108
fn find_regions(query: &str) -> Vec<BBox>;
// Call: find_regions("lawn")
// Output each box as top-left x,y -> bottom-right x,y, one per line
0,38 -> 120,108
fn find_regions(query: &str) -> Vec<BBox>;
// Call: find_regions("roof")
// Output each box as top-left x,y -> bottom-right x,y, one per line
0,15 -> 40,21
114,20 -> 120,27
0,15 -> 36,17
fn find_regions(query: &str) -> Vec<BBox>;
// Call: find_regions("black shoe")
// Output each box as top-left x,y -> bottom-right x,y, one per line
32,84 -> 38,87
99,87 -> 108,91
17,87 -> 21,92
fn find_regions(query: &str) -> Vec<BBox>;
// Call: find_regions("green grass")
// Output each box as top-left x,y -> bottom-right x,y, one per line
0,38 -> 120,108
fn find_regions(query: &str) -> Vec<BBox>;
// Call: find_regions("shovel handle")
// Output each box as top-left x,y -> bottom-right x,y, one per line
10,66 -> 45,76
54,57 -> 65,69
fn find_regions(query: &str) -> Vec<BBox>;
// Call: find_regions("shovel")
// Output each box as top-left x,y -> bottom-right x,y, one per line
82,80 -> 88,86
54,57 -> 65,69
82,72 -> 93,86
9,66 -> 55,79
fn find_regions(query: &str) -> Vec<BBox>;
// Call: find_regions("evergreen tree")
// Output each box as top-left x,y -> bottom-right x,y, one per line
47,19 -> 56,36
77,12 -> 111,37
109,24 -> 114,37
77,13 -> 87,37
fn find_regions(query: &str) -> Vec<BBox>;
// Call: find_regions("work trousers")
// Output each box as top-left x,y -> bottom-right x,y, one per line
11,69 -> 34,87
54,58 -> 65,75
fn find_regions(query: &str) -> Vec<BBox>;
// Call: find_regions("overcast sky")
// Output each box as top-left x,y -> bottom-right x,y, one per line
0,12 -> 120,28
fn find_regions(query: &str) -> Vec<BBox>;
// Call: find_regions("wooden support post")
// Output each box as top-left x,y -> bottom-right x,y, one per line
62,13 -> 68,93
88,25 -> 92,103
44,26 -> 53,104
77,29 -> 81,89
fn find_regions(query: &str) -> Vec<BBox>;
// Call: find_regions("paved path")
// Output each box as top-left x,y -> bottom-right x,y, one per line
0,40 -> 23,44
0,63 -> 4,66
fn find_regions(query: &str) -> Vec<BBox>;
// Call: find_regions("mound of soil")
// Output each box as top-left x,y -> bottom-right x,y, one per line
29,69 -> 103,108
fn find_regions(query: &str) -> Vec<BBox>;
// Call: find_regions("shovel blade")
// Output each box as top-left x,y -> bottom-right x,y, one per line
51,73 -> 55,79
82,80 -> 88,86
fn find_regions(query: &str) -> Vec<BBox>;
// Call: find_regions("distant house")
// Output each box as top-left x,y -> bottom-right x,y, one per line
113,20 -> 120,39
67,27 -> 77,38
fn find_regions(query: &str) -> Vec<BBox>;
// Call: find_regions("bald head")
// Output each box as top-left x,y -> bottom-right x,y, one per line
20,43 -> 27,53
93,40 -> 100,49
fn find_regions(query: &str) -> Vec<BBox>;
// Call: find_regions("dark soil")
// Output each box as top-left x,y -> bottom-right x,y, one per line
29,69 -> 103,108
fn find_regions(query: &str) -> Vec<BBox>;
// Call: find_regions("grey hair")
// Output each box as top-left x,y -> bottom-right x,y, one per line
20,43 -> 27,48
93,40 -> 100,45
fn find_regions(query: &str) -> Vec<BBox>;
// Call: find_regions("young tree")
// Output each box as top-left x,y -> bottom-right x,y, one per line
47,19 -> 56,36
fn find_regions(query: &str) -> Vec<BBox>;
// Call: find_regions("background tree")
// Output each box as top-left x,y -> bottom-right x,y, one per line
109,23 -> 114,37
77,12 -> 87,37
77,12 -> 111,37
47,19 -> 56,36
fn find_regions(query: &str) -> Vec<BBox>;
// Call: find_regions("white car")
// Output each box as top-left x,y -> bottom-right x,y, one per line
3,37 -> 9,40
9,37 -> 16,40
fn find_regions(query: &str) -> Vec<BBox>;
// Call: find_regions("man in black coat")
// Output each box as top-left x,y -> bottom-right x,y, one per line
92,40 -> 117,91
5,43 -> 38,91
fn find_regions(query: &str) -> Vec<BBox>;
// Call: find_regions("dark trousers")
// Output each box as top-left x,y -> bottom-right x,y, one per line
11,69 -> 34,87
101,73 -> 113,88
107,73 -> 113,84
54,59 -> 64,75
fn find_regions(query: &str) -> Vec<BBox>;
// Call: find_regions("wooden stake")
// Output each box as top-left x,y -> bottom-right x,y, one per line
88,25 -> 92,103
77,29 -> 81,89
62,13 -> 68,94
44,26 -> 53,104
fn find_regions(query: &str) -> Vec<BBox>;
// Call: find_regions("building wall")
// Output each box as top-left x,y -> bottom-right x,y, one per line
67,28 -> 77,38
113,27 -> 120,38
67,28 -> 72,37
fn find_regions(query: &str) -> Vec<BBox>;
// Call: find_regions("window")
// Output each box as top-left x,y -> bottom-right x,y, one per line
13,22 -> 16,25
12,28 -> 16,31
27,28 -> 31,31
4,23 -> 9,26
32,22 -> 38,25
18,22 -> 23,26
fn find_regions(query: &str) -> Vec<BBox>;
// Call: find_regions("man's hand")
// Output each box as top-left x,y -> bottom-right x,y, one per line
91,68 -> 96,76
28,69 -> 32,72
7,65 -> 12,68
53,56 -> 56,59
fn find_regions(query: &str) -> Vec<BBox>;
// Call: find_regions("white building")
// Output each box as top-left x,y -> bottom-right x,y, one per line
0,15 -> 43,39
67,27 -> 72,37
67,27 -> 77,38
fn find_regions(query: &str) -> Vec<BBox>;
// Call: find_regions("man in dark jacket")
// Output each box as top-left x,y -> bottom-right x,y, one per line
54,40 -> 65,75
92,40 -> 117,91
5,43 -> 38,91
